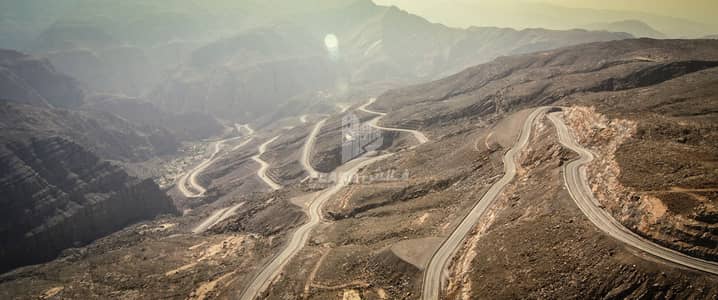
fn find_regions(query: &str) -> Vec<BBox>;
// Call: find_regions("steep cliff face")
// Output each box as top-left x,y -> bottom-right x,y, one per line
0,136 -> 177,273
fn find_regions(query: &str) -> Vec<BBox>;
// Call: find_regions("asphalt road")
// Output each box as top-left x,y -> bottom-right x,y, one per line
422,107 -> 548,300
241,98 -> 430,299
192,202 -> 246,234
177,133 -> 250,198
301,119 -> 327,179
239,153 -> 392,300
548,112 -> 718,275
359,98 -> 429,145
251,136 -> 282,191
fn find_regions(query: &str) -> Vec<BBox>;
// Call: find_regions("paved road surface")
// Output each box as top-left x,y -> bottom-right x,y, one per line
251,136 -> 282,191
192,202 -> 246,234
236,123 -> 255,135
239,153 -> 392,300
301,119 -> 327,179
358,98 -> 429,145
422,107 -> 547,300
548,112 -> 718,275
336,103 -> 349,113
177,126 -> 255,198
241,99 -> 430,299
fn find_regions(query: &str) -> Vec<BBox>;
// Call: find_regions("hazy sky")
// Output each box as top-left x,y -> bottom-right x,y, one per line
372,0 -> 718,36
542,0 -> 717,23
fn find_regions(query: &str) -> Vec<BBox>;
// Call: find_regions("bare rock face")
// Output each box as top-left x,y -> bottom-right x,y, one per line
0,136 -> 177,273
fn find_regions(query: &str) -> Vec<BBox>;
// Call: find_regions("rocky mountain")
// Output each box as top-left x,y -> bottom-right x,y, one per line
371,38 -> 718,262
83,94 -> 224,142
0,50 -> 184,161
0,48 -> 185,274
375,0 -> 716,38
0,102 -> 179,162
45,46 -> 160,97
150,26 -> 341,120
0,135 -> 176,273
0,49 -> 84,108
150,0 -> 631,121
1,0 -> 633,123
583,20 -> 666,38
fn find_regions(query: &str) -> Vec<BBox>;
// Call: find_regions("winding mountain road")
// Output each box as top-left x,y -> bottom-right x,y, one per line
177,132 -> 251,198
192,202 -> 246,234
241,98 -> 430,299
301,119 -> 327,179
252,136 -> 282,191
422,107 -> 548,300
359,98 -> 429,145
236,123 -> 255,135
548,112 -> 718,275
240,153 -> 392,300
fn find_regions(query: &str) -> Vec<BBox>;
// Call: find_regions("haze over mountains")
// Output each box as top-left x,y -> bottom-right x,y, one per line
1,1 -> 717,299
374,0 -> 718,38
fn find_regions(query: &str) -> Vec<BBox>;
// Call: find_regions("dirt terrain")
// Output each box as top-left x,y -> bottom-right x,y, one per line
559,67 -> 718,261
448,114 -> 718,299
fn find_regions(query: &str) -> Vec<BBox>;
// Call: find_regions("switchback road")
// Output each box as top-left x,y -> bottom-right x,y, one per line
422,107 -> 548,300
177,132 -> 251,198
301,119 -> 327,179
548,112 -> 718,275
241,98 -> 430,299
358,98 -> 429,145
239,153 -> 392,300
251,136 -> 282,191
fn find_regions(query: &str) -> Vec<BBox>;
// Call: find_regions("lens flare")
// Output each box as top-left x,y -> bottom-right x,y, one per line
324,34 -> 340,60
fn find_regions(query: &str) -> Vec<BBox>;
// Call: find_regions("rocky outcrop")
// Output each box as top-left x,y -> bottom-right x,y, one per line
564,105 -> 718,261
0,136 -> 176,273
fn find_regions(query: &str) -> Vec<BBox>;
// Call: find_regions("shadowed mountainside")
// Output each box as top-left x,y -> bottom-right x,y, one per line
0,136 -> 177,273
0,49 -> 84,108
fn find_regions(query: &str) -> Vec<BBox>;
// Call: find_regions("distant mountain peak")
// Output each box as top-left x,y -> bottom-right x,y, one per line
584,19 -> 665,38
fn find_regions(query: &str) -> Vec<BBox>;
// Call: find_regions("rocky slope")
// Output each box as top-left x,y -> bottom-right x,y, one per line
0,102 -> 178,162
0,49 -> 181,162
0,136 -> 176,273
448,114 -> 718,299
46,46 -> 161,97
0,49 -> 84,108
83,94 -> 224,142
563,67 -> 718,260
373,39 -> 718,132
0,49 -> 183,273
